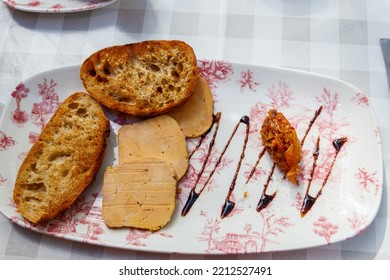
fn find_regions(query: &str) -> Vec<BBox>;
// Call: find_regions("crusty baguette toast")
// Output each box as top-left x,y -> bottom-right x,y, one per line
80,40 -> 198,117
13,92 -> 110,224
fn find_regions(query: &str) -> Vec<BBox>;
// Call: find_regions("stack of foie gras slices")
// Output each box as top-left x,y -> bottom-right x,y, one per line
89,40 -> 214,231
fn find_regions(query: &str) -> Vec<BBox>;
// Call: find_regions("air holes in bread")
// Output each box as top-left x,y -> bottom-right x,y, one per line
77,108 -> 87,117
48,152 -> 71,163
171,70 -> 179,79
30,163 -> 38,173
68,102 -> 79,110
104,63 -> 112,76
23,183 -> 46,193
80,166 -> 90,174
177,63 -> 183,72
84,61 -> 97,77
89,69 -> 97,77
151,64 -> 160,72
79,40 -> 198,116
25,196 -> 42,203
62,169 -> 69,178
96,75 -> 108,83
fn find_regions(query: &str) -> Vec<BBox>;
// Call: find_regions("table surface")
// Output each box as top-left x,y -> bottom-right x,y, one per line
1,0 -> 390,260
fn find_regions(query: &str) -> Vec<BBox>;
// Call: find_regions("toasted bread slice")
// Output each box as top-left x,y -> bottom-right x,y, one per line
80,40 -> 198,117
168,75 -> 214,138
102,159 -> 177,231
13,92 -> 110,224
118,115 -> 188,179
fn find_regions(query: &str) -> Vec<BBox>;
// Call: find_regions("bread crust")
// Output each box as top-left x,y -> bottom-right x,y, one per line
13,92 -> 110,224
80,40 -> 198,117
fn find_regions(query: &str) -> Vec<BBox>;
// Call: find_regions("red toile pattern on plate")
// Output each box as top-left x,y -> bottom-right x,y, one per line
313,216 -> 339,245
125,229 -> 174,247
355,167 -> 381,198
198,60 -> 234,91
0,62 -> 383,254
0,131 -> 16,151
31,78 -> 60,130
10,79 -> 60,146
237,69 -> 261,93
10,83 -> 30,126
0,174 -> 6,188
10,193 -> 106,244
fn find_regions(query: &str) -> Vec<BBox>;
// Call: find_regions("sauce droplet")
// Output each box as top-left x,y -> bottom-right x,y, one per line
181,189 -> 199,217
256,191 -> 277,212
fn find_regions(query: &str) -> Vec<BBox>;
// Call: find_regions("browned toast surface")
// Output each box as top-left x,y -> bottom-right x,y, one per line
13,92 -> 110,224
80,40 -> 198,117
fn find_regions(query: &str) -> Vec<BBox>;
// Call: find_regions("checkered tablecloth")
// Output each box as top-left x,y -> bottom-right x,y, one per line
1,0 -> 389,260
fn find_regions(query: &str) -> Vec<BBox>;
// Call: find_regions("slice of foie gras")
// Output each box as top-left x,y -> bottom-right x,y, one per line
118,115 -> 188,180
168,75 -> 214,138
102,159 -> 177,231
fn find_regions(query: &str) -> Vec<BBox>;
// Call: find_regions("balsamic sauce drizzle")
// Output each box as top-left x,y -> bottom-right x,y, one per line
300,136 -> 348,217
181,104 -> 345,218
220,116 -> 250,219
182,114 -> 249,217
300,106 -> 323,146
245,147 -> 266,184
256,163 -> 277,212
300,136 -> 321,216
188,133 -> 206,160
255,106 -> 323,212
188,114 -> 221,160
181,112 -> 222,216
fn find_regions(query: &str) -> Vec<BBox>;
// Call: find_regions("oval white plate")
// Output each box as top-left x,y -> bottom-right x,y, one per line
2,0 -> 117,13
0,62 -> 383,254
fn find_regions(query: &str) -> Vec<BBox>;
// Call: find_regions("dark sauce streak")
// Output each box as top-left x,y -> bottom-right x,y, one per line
245,147 -> 266,184
300,136 -> 320,216
188,134 -> 206,160
300,136 -> 348,217
181,112 -> 222,217
256,163 -> 277,212
300,106 -> 323,146
300,195 -> 316,216
333,137 -> 348,152
221,116 -> 250,219
201,116 -> 248,190
182,114 -> 249,217
257,192 -> 277,212
220,200 -> 235,219
322,137 -> 348,187
181,189 -> 199,217
188,113 -> 220,160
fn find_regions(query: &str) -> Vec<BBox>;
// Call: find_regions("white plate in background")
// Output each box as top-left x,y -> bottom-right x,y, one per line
1,0 -> 117,13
